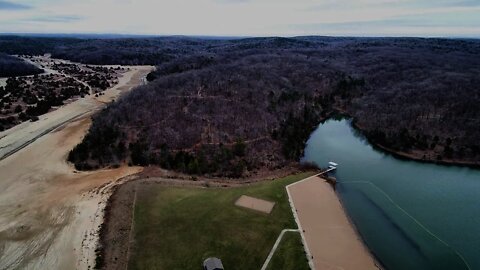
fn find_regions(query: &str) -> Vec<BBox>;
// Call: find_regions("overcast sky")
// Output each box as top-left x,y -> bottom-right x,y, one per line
0,0 -> 479,37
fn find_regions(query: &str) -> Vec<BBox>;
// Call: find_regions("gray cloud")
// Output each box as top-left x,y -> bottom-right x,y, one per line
290,11 -> 480,36
0,0 -> 478,37
215,0 -> 250,4
0,0 -> 31,10
25,15 -> 84,23
308,0 -> 480,11
430,0 -> 480,8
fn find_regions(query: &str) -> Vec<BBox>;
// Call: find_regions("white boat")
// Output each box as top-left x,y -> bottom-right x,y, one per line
329,161 -> 338,167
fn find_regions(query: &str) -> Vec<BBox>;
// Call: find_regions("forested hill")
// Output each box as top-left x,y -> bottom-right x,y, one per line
65,37 -> 480,176
0,36 -> 215,65
0,53 -> 43,77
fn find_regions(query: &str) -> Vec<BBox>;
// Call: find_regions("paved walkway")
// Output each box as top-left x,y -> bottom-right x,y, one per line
260,229 -> 300,270
286,175 -> 380,270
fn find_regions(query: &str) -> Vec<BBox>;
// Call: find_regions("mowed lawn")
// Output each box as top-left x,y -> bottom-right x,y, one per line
128,172 -> 314,270
266,231 -> 310,270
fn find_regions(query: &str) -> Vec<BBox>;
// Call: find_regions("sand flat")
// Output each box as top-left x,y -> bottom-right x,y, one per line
0,65 -> 153,269
288,176 -> 379,270
235,195 -> 275,213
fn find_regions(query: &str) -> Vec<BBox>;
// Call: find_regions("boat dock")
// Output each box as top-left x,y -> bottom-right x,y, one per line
321,161 -> 338,185
322,161 -> 338,174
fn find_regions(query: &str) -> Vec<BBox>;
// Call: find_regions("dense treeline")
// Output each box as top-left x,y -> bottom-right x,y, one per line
0,36 -> 220,65
339,39 -> 480,163
0,36 -> 369,65
0,36 -> 81,56
0,53 -> 43,77
43,36 -> 480,174
68,52 -> 345,176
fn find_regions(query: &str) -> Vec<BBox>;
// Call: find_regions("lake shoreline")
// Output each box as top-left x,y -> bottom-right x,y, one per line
323,108 -> 480,169
364,138 -> 480,169
288,175 -> 382,270
303,119 -> 476,270
327,112 -> 480,169
335,182 -> 387,269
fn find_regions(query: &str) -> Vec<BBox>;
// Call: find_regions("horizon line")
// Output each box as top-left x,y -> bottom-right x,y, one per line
0,32 -> 479,40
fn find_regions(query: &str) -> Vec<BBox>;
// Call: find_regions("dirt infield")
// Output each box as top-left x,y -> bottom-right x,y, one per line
235,195 -> 276,214
287,176 -> 380,270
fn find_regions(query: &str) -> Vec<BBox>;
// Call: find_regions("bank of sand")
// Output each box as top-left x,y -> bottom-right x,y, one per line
288,176 -> 380,270
0,66 -> 152,269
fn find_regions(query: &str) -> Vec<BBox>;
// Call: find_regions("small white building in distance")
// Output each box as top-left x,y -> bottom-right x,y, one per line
203,257 -> 224,270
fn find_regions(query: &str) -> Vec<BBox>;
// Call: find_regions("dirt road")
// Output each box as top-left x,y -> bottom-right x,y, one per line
0,66 -> 152,270
0,65 -> 151,161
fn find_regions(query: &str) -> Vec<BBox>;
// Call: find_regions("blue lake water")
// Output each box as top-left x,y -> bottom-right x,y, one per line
302,119 -> 480,270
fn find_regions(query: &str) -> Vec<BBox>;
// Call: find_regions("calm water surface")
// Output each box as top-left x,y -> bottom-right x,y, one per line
302,119 -> 480,270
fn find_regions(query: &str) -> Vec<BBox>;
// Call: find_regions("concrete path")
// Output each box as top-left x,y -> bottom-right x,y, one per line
260,229 -> 300,270
286,174 -> 320,270
287,176 -> 380,270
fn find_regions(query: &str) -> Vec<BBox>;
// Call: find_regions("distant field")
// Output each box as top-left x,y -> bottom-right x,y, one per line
128,172 -> 313,270
266,231 -> 310,270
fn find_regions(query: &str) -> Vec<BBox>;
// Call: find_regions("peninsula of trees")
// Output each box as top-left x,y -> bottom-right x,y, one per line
1,36 -> 479,175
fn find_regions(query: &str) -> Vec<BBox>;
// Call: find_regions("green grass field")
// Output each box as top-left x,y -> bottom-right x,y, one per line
128,172 -> 314,270
266,231 -> 310,270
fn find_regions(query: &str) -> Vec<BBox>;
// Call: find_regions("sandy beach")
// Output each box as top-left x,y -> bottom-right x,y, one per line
287,176 -> 380,270
0,65 -> 152,269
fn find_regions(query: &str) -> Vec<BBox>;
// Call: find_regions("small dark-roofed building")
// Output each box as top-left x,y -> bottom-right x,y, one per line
203,257 -> 224,270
